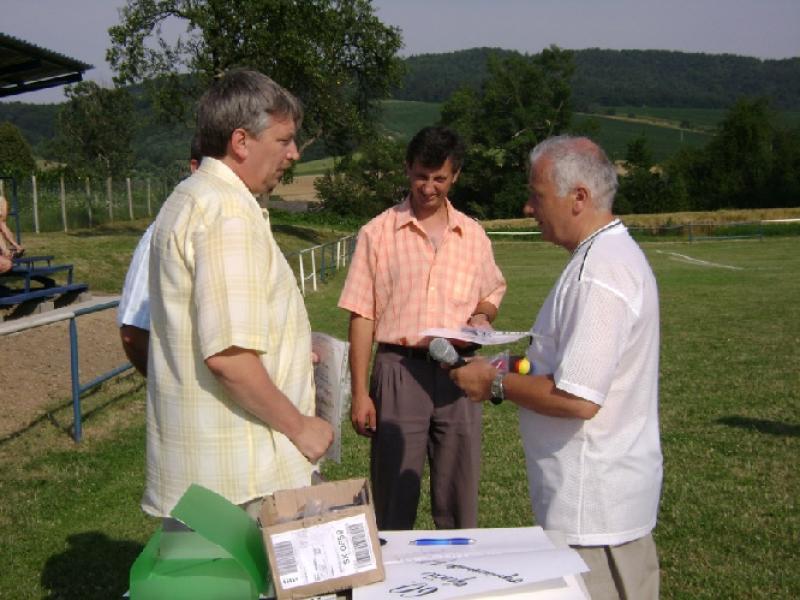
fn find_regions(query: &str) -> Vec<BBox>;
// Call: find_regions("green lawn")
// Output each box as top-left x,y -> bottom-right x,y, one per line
1,232 -> 798,599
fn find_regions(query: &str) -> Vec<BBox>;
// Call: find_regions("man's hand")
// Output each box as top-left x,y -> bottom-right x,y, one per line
351,390 -> 377,437
449,358 -> 498,402
290,416 -> 334,462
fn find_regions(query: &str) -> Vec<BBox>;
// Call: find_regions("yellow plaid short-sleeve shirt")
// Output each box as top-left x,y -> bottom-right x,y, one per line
143,158 -> 315,517
338,198 -> 506,346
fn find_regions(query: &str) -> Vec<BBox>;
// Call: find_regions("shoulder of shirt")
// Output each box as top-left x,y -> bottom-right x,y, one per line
359,200 -> 409,235
447,201 -> 489,237
175,158 -> 260,216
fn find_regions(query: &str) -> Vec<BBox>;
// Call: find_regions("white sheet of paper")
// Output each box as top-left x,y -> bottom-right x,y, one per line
420,327 -> 529,345
354,527 -> 588,600
311,332 -> 350,463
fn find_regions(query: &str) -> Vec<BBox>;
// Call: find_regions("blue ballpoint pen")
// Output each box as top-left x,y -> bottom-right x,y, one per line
409,537 -> 476,546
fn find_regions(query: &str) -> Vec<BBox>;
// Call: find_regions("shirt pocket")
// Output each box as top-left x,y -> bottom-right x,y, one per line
527,333 -> 558,375
449,268 -> 477,307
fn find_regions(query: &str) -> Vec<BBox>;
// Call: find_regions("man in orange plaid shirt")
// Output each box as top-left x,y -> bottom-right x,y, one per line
338,126 -> 506,530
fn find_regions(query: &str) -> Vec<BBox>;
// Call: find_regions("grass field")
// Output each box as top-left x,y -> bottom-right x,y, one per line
0,228 -> 798,599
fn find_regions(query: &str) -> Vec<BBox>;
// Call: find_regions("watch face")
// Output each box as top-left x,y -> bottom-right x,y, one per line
491,374 -> 504,399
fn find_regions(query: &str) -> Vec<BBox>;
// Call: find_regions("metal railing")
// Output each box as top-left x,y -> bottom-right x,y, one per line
0,234 -> 359,443
284,235 -> 357,295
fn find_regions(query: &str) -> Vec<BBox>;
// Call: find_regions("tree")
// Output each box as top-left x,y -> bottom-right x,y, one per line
54,82 -> 136,179
663,97 -> 787,211
107,0 -> 405,155
439,46 -> 577,219
314,136 -> 407,218
0,121 -> 37,174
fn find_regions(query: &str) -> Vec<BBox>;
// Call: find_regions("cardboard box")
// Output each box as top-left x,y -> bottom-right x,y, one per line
129,484 -> 270,600
260,478 -> 385,600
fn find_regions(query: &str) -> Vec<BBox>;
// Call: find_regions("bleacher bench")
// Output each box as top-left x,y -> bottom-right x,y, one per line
0,260 -> 88,308
0,283 -> 89,307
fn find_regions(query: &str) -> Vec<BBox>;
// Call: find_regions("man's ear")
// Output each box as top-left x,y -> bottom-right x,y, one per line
230,128 -> 248,160
452,169 -> 461,184
572,184 -> 589,214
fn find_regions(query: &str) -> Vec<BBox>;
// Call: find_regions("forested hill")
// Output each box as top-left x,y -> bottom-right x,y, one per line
392,47 -> 800,110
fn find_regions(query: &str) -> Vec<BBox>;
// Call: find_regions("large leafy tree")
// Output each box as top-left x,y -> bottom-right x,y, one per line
107,0 -> 405,155
439,46 -> 577,219
314,136 -> 407,218
54,82 -> 136,179
0,121 -> 37,174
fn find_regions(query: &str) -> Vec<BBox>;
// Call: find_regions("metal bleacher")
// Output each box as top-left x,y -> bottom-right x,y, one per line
0,255 -> 89,314
1,177 -> 90,319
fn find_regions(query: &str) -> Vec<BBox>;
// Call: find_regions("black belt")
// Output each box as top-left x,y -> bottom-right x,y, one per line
377,342 -> 479,361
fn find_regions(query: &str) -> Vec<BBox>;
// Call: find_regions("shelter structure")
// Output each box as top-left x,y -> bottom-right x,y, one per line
0,32 -> 92,98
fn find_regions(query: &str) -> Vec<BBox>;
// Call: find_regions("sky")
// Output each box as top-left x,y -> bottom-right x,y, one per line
2,0 -> 799,104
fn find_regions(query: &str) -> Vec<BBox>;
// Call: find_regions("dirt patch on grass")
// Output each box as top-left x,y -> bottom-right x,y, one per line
0,300 -> 131,440
272,174 -> 321,202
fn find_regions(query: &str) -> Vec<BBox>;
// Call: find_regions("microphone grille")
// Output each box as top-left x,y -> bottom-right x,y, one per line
429,337 -> 457,364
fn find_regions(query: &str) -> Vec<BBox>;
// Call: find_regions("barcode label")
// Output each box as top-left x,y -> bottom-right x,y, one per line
275,541 -> 297,578
346,522 -> 371,568
270,514 -> 377,590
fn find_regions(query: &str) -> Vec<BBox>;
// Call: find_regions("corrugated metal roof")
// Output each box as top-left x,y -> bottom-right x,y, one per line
0,32 -> 93,98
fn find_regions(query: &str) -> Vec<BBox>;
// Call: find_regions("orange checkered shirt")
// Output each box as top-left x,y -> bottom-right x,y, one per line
339,198 -> 506,347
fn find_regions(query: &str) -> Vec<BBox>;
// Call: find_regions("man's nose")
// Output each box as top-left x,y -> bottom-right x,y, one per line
288,141 -> 300,161
524,196 -> 536,217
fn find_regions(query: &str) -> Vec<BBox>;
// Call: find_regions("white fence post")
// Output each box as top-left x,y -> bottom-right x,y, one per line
31,175 -> 39,233
107,177 -> 113,222
127,177 -> 134,220
310,248 -> 318,292
60,176 -> 68,232
85,177 -> 93,228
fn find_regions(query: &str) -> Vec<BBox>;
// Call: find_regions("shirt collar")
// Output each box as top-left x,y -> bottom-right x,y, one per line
394,196 -> 466,236
197,157 -> 264,216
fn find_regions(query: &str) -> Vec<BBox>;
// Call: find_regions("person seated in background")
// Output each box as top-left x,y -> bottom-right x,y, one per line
0,195 -> 25,258
0,250 -> 11,275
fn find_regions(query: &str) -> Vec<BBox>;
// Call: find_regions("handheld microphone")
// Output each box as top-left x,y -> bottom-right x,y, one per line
429,337 -> 502,405
429,337 -> 467,368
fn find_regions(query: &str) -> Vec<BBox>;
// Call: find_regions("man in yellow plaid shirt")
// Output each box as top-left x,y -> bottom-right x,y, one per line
143,69 -> 333,518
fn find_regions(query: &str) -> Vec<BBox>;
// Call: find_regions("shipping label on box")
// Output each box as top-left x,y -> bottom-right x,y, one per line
271,513 -> 378,589
261,478 -> 385,600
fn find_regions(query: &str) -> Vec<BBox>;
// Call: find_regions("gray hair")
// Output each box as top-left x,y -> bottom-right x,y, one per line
529,136 -> 618,211
198,68 -> 303,158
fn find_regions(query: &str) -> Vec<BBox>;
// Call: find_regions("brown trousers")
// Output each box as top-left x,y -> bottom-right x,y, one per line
369,347 -> 482,530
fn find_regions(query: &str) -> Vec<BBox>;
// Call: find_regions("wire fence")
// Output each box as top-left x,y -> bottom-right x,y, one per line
1,175 -> 177,233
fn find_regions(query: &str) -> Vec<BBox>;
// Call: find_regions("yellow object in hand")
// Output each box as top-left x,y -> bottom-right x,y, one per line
515,358 -> 531,374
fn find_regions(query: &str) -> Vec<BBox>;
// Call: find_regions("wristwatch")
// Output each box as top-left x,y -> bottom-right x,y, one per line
490,372 -> 505,403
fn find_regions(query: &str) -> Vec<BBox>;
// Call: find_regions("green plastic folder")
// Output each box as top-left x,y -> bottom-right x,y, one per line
130,484 -> 270,600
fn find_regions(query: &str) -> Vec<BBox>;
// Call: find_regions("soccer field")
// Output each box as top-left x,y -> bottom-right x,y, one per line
0,235 -> 796,599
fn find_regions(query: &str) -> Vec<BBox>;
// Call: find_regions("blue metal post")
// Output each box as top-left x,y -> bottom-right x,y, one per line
69,317 -> 83,442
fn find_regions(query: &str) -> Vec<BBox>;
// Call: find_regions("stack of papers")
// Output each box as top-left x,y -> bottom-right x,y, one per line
353,527 -> 589,599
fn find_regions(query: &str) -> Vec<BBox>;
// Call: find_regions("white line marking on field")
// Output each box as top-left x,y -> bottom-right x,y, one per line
656,250 -> 744,270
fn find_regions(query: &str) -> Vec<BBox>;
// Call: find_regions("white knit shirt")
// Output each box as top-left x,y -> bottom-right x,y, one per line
519,222 -> 662,546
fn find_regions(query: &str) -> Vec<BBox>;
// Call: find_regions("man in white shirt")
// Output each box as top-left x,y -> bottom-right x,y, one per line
450,136 -> 662,600
117,135 -> 202,376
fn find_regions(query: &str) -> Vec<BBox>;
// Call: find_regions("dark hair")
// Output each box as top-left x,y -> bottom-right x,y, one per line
190,130 -> 203,163
405,125 -> 465,173
197,68 -> 303,158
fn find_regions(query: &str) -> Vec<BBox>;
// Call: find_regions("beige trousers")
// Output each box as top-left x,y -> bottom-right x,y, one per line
573,533 -> 660,600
